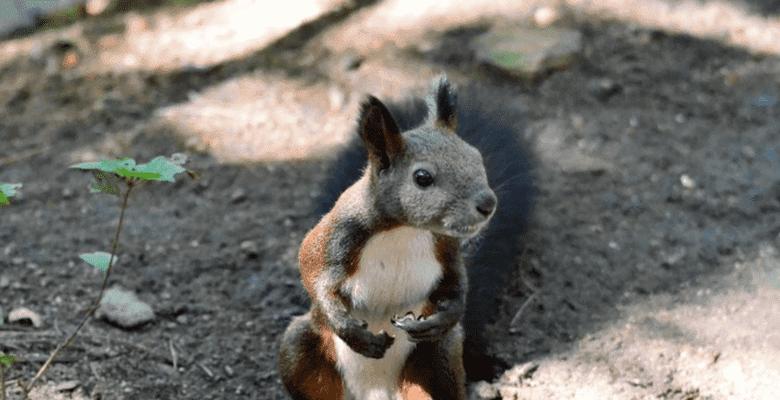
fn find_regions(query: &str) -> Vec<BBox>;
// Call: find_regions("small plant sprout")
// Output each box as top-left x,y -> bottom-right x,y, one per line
18,155 -> 193,398
0,183 -> 22,206
0,352 -> 16,400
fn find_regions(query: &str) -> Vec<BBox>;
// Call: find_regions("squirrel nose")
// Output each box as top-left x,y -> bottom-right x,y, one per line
475,191 -> 497,217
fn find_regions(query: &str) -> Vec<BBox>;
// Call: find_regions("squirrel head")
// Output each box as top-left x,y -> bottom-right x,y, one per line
357,75 -> 497,239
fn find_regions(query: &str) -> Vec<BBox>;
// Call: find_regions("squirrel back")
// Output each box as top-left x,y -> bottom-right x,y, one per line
315,83 -> 535,379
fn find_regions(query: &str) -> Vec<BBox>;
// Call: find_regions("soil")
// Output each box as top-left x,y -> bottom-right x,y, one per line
1,1 -> 779,399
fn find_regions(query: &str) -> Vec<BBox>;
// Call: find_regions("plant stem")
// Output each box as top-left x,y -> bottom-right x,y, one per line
20,183 -> 134,397
1,365 -> 6,400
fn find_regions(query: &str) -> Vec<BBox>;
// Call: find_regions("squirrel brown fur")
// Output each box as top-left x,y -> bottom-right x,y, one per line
278,76 -> 533,399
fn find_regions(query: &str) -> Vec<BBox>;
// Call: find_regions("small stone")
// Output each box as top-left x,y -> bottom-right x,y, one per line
339,52 -> 364,71
474,26 -> 582,80
62,187 -> 75,199
674,113 -> 687,124
533,6 -> 560,28
53,380 -> 81,392
230,188 -> 247,204
661,247 -> 687,267
473,381 -> 500,399
176,315 -> 188,325
240,240 -> 260,259
741,145 -> 756,160
680,174 -> 696,189
96,286 -> 155,329
224,365 -> 235,377
0,306 -> 5,326
328,86 -> 347,111
588,78 -> 622,101
8,307 -> 44,328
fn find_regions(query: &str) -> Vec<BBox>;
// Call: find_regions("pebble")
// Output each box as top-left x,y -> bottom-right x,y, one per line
240,240 -> 260,259
53,380 -> 81,392
8,307 -> 44,328
533,6 -> 560,28
96,286 -> 155,329
339,52 -> 363,71
473,381 -> 500,399
588,78 -> 622,101
680,174 -> 696,189
230,188 -> 247,204
0,306 -> 4,326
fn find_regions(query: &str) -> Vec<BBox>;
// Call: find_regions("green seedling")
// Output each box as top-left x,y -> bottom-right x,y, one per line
18,155 -> 192,398
0,353 -> 15,400
0,183 -> 22,206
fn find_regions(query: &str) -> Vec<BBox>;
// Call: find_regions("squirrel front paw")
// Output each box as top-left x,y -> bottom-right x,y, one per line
392,311 -> 457,343
342,321 -> 395,358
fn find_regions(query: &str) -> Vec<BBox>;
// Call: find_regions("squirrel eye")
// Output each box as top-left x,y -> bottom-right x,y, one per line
413,169 -> 434,187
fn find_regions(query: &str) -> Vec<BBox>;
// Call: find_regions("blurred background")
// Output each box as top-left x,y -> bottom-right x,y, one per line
1,0 -> 779,399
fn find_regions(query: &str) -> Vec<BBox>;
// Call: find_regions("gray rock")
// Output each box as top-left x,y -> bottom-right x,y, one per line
474,26 -> 582,79
588,78 -> 622,101
472,381 -> 500,399
8,307 -> 43,328
0,305 -> 4,326
97,286 -> 155,329
230,188 -> 247,204
240,240 -> 260,259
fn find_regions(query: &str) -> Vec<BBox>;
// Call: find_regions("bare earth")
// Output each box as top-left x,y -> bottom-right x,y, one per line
1,1 -> 779,399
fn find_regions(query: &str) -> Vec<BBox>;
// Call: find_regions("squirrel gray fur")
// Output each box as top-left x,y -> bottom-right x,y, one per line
278,76 -> 534,399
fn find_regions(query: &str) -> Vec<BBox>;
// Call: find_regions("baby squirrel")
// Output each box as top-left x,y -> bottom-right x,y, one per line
279,76 -> 533,399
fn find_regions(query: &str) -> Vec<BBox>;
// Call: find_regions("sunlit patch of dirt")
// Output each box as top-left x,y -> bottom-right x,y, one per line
568,0 -> 780,55
156,72 -> 354,163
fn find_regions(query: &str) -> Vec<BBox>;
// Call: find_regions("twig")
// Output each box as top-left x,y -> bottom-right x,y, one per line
510,292 -> 539,330
19,183 -> 135,397
168,339 -> 178,371
196,362 -> 214,379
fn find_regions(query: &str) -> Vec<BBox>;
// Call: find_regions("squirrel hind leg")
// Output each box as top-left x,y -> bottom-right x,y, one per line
278,312 -> 344,400
399,324 -> 466,400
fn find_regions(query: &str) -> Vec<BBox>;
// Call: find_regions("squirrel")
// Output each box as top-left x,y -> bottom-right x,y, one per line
278,75 -> 534,399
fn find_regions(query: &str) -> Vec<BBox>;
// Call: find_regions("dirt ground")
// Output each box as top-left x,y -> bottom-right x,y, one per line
1,0 -> 779,399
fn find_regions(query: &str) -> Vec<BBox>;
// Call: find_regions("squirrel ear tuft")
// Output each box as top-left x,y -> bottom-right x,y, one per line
358,95 -> 403,171
427,74 -> 458,131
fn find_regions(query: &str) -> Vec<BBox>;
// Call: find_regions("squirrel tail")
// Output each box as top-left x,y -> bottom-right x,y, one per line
314,84 -> 534,380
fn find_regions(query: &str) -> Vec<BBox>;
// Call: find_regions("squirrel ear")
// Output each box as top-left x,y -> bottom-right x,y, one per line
427,75 -> 458,131
358,95 -> 403,170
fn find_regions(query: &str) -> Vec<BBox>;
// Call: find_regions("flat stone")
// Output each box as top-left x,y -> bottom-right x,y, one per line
474,26 -> 582,80
473,381 -> 500,399
97,286 -> 155,329
8,307 -> 43,328
53,380 -> 81,392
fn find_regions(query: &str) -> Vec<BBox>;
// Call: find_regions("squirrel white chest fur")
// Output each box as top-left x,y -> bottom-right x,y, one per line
333,226 -> 443,400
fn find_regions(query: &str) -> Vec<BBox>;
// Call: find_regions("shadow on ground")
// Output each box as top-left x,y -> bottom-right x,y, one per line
1,0 -> 779,399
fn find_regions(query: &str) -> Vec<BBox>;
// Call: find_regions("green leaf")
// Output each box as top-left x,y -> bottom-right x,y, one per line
115,168 -> 161,180
79,251 -> 114,272
0,352 -> 15,368
71,158 -> 136,173
71,156 -> 187,183
133,156 -> 187,182
0,183 -> 22,206
89,171 -> 121,196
